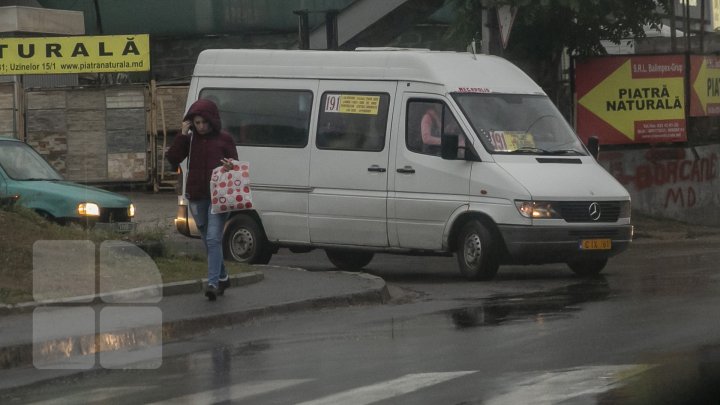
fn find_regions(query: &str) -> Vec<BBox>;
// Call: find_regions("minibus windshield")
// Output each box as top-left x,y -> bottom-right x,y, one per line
453,93 -> 587,156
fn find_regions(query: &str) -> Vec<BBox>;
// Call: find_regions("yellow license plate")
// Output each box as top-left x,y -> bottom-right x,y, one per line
580,239 -> 612,250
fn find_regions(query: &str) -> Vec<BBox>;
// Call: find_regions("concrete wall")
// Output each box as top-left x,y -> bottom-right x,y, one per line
0,6 -> 83,34
25,86 -> 148,182
599,145 -> 720,226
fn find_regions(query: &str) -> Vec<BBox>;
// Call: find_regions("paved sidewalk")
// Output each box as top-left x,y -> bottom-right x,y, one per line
0,266 -> 389,372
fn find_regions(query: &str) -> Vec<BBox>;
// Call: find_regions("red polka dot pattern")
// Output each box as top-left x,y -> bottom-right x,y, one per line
209,160 -> 252,214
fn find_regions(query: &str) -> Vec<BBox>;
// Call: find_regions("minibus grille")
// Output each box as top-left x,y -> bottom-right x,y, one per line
558,201 -> 621,223
99,208 -> 130,223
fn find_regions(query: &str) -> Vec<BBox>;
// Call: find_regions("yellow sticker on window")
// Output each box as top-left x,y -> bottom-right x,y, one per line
325,94 -> 380,115
489,131 -> 536,152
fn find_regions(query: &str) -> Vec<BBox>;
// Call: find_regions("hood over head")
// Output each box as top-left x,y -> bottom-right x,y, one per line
184,98 -> 222,133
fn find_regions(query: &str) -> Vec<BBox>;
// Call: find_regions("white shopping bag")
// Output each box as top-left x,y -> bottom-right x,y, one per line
210,160 -> 252,214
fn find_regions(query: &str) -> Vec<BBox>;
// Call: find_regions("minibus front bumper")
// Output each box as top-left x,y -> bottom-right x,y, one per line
497,224 -> 633,264
174,203 -> 200,238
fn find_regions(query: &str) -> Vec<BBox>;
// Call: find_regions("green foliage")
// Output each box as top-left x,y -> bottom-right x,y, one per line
452,0 -> 669,57
448,0 -> 670,101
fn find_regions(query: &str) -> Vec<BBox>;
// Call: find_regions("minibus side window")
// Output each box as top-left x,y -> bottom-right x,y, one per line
316,92 -> 389,152
406,100 -> 467,157
198,88 -> 313,148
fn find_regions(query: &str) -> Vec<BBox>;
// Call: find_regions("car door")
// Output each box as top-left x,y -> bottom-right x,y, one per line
308,81 -> 396,246
389,94 -> 472,250
0,170 -> 6,200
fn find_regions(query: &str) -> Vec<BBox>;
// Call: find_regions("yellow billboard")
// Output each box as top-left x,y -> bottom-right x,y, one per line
576,55 -> 687,144
0,34 -> 150,75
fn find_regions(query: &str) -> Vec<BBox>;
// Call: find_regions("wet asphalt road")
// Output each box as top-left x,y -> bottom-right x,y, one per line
3,192 -> 720,404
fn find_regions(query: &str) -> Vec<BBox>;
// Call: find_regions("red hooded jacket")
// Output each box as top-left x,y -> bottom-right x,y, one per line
166,99 -> 238,201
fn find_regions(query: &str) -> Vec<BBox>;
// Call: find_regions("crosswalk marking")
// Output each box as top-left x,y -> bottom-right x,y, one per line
28,386 -> 151,405
147,379 -> 312,404
25,366 -> 648,405
484,365 -> 651,405
295,371 -> 477,405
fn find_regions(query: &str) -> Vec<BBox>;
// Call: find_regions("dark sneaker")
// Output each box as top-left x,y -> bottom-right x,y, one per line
218,277 -> 231,296
205,285 -> 219,301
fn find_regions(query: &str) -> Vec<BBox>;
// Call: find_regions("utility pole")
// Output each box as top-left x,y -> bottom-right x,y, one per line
700,0 -> 705,53
670,1 -> 677,52
325,10 -> 339,50
93,0 -> 103,34
294,10 -> 310,50
684,0 -> 691,52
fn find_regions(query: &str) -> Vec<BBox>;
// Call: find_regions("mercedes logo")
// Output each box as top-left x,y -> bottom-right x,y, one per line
588,202 -> 601,221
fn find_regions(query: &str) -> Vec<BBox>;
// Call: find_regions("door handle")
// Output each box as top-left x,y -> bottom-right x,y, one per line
367,165 -> 387,173
396,166 -> 416,174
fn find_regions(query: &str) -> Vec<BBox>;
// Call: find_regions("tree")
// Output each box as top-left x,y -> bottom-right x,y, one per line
449,0 -> 670,103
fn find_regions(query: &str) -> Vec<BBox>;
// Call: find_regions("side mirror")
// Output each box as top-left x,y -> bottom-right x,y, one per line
587,136 -> 599,160
441,134 -> 459,160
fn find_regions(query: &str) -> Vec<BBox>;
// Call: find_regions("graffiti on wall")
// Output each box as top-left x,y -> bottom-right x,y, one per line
600,145 -> 720,222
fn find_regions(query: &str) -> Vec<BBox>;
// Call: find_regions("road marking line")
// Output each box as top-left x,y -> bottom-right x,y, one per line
28,386 -> 151,405
148,379 -> 312,404
296,371 -> 477,405
485,365 -> 649,405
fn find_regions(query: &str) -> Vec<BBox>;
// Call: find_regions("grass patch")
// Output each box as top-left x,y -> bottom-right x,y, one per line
154,258 -> 249,284
0,206 -> 252,305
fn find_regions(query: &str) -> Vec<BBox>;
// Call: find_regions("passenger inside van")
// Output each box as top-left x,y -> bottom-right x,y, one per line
420,104 -> 443,153
409,102 -> 465,157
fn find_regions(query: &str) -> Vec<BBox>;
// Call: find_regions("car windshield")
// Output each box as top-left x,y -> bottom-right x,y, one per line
0,141 -> 63,181
453,93 -> 587,156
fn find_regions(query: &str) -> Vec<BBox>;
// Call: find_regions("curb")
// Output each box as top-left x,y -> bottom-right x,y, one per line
0,270 -> 388,370
159,272 -> 390,345
0,272 -> 264,316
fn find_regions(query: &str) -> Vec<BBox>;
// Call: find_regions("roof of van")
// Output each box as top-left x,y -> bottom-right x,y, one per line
193,49 -> 545,95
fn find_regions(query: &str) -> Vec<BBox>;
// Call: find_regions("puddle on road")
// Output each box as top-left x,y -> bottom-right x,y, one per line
447,278 -> 612,329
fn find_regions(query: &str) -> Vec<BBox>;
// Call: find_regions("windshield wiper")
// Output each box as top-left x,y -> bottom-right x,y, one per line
507,147 -> 551,154
507,147 -> 583,156
547,149 -> 584,155
21,178 -> 60,181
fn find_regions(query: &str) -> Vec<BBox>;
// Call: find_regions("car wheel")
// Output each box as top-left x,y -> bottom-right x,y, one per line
325,249 -> 374,271
223,215 -> 272,264
456,220 -> 499,281
567,258 -> 608,277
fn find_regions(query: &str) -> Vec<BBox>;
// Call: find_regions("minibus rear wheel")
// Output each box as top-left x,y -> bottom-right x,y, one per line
567,258 -> 607,277
223,214 -> 272,264
456,220 -> 499,280
325,249 -> 374,271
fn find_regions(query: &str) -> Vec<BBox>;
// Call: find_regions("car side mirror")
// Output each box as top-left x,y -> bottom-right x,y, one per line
441,134 -> 459,160
587,136 -> 599,160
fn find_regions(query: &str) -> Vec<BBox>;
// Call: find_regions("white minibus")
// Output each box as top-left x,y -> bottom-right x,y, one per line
175,48 -> 632,280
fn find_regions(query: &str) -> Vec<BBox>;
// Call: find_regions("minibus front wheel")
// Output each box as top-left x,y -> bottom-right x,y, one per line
223,214 -> 273,264
456,220 -> 499,281
325,249 -> 374,271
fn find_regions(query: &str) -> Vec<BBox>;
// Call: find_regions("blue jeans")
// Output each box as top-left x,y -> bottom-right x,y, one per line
189,199 -> 228,287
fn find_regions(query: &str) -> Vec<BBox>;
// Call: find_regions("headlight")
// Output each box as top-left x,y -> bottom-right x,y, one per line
128,203 -> 136,218
515,200 -> 561,219
78,202 -> 100,217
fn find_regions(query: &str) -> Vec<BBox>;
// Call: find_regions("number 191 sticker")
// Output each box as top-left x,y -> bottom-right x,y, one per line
325,94 -> 380,115
489,131 -> 536,152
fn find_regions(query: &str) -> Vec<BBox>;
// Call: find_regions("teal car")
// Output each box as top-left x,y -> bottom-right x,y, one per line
0,137 -> 135,231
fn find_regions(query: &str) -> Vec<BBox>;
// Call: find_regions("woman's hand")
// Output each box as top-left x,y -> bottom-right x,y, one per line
181,120 -> 193,136
221,158 -> 234,170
